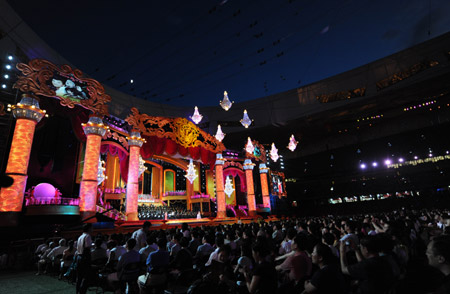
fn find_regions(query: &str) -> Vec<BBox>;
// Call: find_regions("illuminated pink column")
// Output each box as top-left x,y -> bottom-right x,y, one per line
0,95 -> 45,212
125,131 -> 145,221
79,116 -> 108,219
215,154 -> 226,218
259,163 -> 271,211
244,159 -> 256,216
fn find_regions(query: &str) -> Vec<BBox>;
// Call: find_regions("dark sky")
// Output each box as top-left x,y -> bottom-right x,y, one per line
8,0 -> 450,107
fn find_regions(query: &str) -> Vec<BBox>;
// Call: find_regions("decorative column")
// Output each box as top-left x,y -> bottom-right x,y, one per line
259,163 -> 271,210
125,131 -> 145,221
215,154 -> 226,218
0,95 -> 45,213
79,116 -> 108,219
244,159 -> 256,216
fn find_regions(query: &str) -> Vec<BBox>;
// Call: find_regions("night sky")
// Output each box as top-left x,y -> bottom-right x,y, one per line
8,0 -> 450,107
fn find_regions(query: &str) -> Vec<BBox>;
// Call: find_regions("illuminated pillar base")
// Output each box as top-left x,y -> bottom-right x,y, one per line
0,174 -> 27,212
217,210 -> 226,218
126,182 -> 139,221
248,210 -> 257,217
263,197 -> 271,209
79,180 -> 98,214
127,212 -> 138,221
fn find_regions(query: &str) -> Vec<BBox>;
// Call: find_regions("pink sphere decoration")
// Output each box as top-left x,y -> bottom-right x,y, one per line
33,183 -> 56,199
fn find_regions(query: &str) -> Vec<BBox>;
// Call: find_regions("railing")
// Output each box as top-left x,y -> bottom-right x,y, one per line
190,194 -> 210,199
25,197 -> 80,206
104,187 -> 126,194
162,190 -> 186,196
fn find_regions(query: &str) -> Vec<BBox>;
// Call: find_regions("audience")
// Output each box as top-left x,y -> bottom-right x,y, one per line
19,206 -> 450,294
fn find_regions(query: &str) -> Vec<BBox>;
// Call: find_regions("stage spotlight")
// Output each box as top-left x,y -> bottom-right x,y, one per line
1,84 -> 6,89
4,74 -> 9,79
360,163 -> 366,169
398,158 -> 404,163
5,65 -> 11,70
414,156 -> 418,160
7,55 -> 13,61
384,159 -> 391,165
372,162 -> 378,167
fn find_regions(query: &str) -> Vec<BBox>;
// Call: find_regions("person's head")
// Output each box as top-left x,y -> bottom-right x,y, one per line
82,223 -> 92,233
181,223 -> 189,231
345,221 -> 356,234
322,232 -> 335,246
215,235 -> 225,247
287,228 -> 297,240
218,244 -> 232,263
49,242 -> 56,249
107,240 -> 116,250
292,234 -> 308,252
426,235 -> 450,273
143,221 -> 152,232
203,234 -> 214,245
252,241 -> 270,263
126,238 -> 137,251
312,243 -> 335,266
360,236 -> 379,258
67,239 -> 74,250
173,233 -> 182,244
59,238 -> 66,247
156,238 -> 167,250
179,237 -> 189,248
94,238 -> 103,249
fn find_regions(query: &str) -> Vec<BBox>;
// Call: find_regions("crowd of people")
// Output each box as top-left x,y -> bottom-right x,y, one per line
28,207 -> 450,293
137,204 -> 198,220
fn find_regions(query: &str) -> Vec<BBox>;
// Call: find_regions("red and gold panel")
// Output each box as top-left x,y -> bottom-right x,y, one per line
125,108 -> 225,154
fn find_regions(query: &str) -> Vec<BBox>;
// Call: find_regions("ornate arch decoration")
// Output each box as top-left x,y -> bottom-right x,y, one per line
244,139 -> 266,162
14,59 -> 110,116
102,129 -> 129,150
125,107 -> 225,154
223,166 -> 246,192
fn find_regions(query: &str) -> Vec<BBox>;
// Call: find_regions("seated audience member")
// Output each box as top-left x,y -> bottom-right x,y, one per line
108,238 -> 141,293
35,239 -> 50,258
340,235 -> 397,294
279,228 -> 296,255
205,234 -> 225,266
47,238 -> 67,261
109,238 -> 127,265
169,233 -> 182,258
194,234 -> 214,266
91,238 -> 108,264
188,231 -> 201,255
276,234 -> 312,291
426,235 -> 450,293
36,241 -> 56,275
243,241 -> 277,294
303,243 -> 346,294
138,237 -> 170,290
322,232 -> 339,257
139,235 -> 156,263
60,240 -> 75,278
170,237 -> 193,272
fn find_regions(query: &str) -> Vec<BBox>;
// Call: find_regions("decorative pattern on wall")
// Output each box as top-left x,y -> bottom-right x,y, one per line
14,59 -> 110,116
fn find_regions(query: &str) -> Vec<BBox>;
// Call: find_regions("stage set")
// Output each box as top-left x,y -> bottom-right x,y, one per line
0,59 -> 287,227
